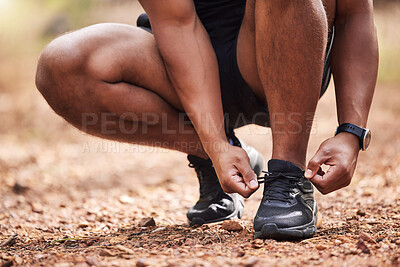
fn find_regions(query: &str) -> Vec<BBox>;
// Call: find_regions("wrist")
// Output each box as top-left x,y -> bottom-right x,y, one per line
202,138 -> 230,157
335,132 -> 360,150
335,123 -> 371,151
338,117 -> 367,129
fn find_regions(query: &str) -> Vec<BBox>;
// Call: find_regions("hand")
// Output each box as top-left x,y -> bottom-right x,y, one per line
305,132 -> 360,194
209,143 -> 259,198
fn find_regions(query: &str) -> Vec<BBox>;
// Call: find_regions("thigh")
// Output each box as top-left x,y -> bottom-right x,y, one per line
236,0 -> 265,105
237,0 -> 334,102
52,23 -> 183,111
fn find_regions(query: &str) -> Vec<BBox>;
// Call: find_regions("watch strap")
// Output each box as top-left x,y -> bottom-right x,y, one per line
335,123 -> 364,150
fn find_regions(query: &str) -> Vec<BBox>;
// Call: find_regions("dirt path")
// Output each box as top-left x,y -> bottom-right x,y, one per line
1,80 -> 400,267
1,2 -> 400,265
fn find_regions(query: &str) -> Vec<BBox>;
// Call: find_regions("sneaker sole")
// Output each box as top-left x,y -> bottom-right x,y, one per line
254,202 -> 320,240
189,194 -> 244,226
189,142 -> 264,227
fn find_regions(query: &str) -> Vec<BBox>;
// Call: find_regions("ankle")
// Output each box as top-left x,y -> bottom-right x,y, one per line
270,155 -> 305,170
268,159 -> 304,173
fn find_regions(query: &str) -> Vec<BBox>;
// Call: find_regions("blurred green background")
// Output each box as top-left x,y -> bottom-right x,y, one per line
0,0 -> 145,141
0,0 -> 398,140
1,0 -> 399,81
0,2 -> 399,265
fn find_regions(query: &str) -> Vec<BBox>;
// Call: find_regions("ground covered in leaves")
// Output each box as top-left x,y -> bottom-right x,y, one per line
1,81 -> 400,267
1,2 -> 400,266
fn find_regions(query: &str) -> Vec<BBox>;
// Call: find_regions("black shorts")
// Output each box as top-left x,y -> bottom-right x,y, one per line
214,33 -> 333,131
194,0 -> 333,131
214,39 -> 271,130
137,7 -> 333,131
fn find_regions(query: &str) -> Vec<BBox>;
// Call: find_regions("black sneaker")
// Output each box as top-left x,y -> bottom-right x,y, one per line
187,135 -> 265,226
254,159 -> 318,240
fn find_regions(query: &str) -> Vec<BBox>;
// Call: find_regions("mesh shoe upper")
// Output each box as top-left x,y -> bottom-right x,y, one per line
187,132 -> 264,225
254,159 -> 316,231
186,155 -> 235,222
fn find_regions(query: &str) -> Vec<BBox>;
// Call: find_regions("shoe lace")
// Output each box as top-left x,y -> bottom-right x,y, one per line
188,160 -> 220,198
257,171 -> 304,202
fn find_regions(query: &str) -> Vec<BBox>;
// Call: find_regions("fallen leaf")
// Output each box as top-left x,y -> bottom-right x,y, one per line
184,238 -> 196,246
1,260 -> 13,267
139,217 -> 156,227
151,227 -> 166,233
109,236 -> 126,244
356,209 -> 366,216
115,245 -> 134,254
0,234 -> 17,247
316,244 -> 327,250
357,239 -> 371,254
14,256 -> 23,265
31,202 -> 43,213
12,183 -> 29,195
359,232 -> 376,244
99,249 -> 115,257
233,247 -> 245,257
392,214 -> 400,220
365,219 -> 379,225
243,256 -> 258,267
78,222 -> 90,228
86,256 -> 100,266
119,195 -> 135,204
251,239 -> 264,249
221,220 -> 243,231
136,258 -> 147,267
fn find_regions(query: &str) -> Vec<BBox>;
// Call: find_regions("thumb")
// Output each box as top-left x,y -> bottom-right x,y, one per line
235,158 -> 258,190
305,150 -> 329,179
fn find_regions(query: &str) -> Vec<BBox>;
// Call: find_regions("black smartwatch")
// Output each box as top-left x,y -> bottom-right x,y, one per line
335,123 -> 371,151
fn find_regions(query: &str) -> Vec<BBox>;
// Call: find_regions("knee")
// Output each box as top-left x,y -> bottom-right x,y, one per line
36,35 -> 84,94
289,0 -> 327,30
35,34 -> 88,116
276,0 -> 328,44
268,0 -> 328,27
304,0 -> 328,29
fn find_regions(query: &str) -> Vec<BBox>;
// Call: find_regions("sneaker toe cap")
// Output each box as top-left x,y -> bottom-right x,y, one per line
254,210 -> 313,231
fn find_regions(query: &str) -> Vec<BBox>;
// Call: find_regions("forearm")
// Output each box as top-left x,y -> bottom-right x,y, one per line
139,0 -> 228,156
154,19 -> 227,152
332,11 -> 378,128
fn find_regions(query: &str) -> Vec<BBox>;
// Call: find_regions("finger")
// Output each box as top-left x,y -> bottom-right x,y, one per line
321,166 -> 350,192
309,174 -> 338,195
235,157 -> 258,190
219,173 -> 250,194
308,173 -> 324,192
307,167 -> 322,183
317,167 -> 325,176
228,175 -> 256,198
310,166 -> 347,194
305,149 -> 330,179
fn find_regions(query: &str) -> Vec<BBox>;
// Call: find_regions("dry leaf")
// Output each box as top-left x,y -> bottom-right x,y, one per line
221,220 -> 243,231
139,217 -> 156,227
357,239 -> 371,254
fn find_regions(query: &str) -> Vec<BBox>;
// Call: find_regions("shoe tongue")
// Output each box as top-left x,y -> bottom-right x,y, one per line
268,159 -> 303,173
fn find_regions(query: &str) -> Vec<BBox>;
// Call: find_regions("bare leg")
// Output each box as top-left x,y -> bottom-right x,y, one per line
36,23 -> 208,158
238,0 -> 328,169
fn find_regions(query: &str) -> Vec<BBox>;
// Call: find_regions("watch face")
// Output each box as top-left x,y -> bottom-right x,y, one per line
363,129 -> 371,150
